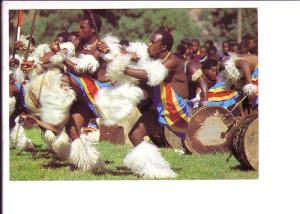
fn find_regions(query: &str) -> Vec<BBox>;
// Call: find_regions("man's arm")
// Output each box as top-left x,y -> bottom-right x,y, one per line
124,67 -> 149,82
238,60 -> 252,84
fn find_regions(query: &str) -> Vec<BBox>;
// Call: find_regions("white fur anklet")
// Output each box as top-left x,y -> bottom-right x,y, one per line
123,141 -> 177,178
69,135 -> 105,171
51,130 -> 71,161
43,130 -> 56,147
10,119 -> 33,150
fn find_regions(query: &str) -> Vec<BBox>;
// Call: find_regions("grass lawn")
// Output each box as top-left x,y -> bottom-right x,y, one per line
10,127 -> 258,180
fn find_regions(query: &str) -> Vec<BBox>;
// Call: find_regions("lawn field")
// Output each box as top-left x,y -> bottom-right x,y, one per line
10,127 -> 258,180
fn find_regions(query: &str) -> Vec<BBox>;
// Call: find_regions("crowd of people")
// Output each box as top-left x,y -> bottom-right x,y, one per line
8,10 -> 258,178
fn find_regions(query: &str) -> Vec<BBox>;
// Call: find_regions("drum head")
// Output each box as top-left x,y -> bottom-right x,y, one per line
185,106 -> 235,154
243,117 -> 259,170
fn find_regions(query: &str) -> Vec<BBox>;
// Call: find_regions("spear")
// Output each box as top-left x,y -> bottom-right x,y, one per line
12,10 -> 23,59
24,10 -> 38,61
87,9 -> 99,39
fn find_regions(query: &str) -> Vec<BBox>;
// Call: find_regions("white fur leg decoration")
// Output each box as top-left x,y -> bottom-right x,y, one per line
95,83 -> 144,126
9,96 -> 16,116
36,71 -> 76,126
69,136 -> 105,171
106,54 -> 132,82
126,41 -> 149,61
243,83 -> 258,97
101,34 -> 121,61
74,54 -> 99,74
43,130 -> 56,147
83,130 -> 100,143
51,131 -> 71,161
141,59 -> 169,86
10,121 -> 33,150
123,141 -> 177,178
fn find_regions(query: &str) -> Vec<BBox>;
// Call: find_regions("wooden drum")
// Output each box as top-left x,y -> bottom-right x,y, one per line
184,106 -> 235,154
230,112 -> 259,170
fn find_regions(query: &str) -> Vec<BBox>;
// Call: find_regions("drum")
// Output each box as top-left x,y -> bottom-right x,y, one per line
162,127 -> 185,150
184,106 -> 235,154
230,112 -> 258,170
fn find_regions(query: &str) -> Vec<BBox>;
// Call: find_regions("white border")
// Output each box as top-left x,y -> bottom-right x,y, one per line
3,1 -> 300,214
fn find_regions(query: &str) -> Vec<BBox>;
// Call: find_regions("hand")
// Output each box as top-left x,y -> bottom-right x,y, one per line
131,52 -> 138,61
21,60 -> 36,72
50,41 -> 61,54
14,41 -> 26,51
9,58 -> 20,68
96,41 -> 110,54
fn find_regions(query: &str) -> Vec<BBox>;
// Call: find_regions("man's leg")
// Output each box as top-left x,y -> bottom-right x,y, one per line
128,110 -> 161,146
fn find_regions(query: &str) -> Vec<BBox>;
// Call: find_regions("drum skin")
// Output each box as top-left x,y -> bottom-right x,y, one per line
230,112 -> 259,170
184,106 -> 235,154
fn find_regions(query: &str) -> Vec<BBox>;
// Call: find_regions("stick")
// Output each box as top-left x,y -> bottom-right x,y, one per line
12,10 -> 23,59
24,10 -> 38,61
88,10 -> 99,39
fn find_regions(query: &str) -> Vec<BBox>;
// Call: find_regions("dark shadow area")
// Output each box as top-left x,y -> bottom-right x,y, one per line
43,160 -> 73,169
104,160 -> 114,165
93,165 -> 134,177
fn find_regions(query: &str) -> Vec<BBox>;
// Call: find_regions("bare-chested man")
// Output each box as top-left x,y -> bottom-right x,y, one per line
121,30 -> 190,178
222,53 -> 258,110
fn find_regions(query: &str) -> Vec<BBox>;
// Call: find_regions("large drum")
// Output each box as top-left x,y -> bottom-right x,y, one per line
230,112 -> 259,170
184,106 -> 235,154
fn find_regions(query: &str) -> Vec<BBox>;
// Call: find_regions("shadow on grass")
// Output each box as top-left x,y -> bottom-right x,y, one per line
92,165 -> 134,177
42,157 -> 76,170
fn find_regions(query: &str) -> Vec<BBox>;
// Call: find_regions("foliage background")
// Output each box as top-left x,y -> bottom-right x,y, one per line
9,8 -> 257,52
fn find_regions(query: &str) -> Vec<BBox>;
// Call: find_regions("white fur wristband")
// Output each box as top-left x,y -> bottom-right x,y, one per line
242,83 -> 258,97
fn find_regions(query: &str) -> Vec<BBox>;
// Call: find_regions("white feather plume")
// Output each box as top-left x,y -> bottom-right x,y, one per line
242,83 -> 258,97
69,136 -> 105,171
123,141 -> 177,178
95,83 -> 144,126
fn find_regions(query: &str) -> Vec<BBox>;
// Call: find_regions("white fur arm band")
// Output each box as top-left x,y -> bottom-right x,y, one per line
142,60 -> 169,86
74,54 -> 100,74
242,83 -> 258,97
126,41 -> 149,61
49,50 -> 67,65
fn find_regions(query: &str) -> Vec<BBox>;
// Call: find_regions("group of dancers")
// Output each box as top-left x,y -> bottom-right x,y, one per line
9,11 -> 258,178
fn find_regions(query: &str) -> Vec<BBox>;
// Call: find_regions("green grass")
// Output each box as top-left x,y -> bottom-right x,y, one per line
10,127 -> 258,180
